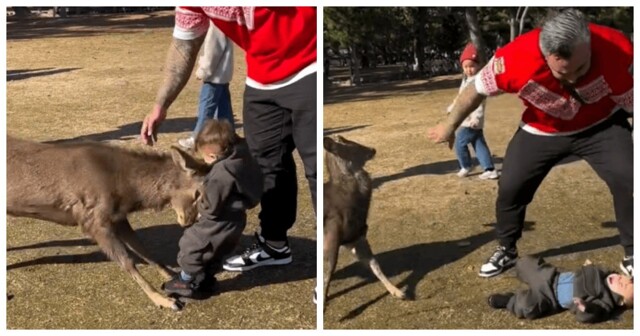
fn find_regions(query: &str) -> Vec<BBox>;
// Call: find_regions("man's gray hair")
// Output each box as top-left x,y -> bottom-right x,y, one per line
539,9 -> 591,58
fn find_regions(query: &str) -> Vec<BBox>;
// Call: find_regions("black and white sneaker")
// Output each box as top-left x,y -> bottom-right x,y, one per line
223,233 -> 292,272
620,256 -> 633,278
478,246 -> 518,278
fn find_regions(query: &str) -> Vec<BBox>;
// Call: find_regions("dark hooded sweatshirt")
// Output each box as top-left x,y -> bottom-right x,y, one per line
177,139 -> 263,275
506,256 -> 623,323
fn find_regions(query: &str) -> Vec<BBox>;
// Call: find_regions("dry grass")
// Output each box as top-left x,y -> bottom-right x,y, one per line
6,11 -> 316,329
323,76 -> 633,329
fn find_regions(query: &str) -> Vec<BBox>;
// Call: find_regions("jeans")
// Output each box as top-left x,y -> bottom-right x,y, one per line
454,127 -> 494,171
192,82 -> 234,137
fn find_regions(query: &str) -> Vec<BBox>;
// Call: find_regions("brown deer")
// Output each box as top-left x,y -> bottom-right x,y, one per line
6,136 -> 210,310
323,135 -> 406,309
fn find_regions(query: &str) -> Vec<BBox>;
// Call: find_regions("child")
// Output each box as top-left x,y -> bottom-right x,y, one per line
488,256 -> 633,323
448,43 -> 498,180
163,119 -> 263,298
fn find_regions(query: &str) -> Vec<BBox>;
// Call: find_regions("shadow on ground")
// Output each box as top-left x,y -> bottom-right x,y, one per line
7,67 -> 81,81
7,224 -> 315,292
329,221 -> 619,321
324,77 -> 461,105
7,11 -> 174,40
323,125 -> 371,136
372,154 -> 584,189
372,157 -> 504,188
41,118 -> 243,144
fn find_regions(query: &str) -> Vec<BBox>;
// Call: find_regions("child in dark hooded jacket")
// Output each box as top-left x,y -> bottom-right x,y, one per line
488,256 -> 633,323
163,119 -> 263,298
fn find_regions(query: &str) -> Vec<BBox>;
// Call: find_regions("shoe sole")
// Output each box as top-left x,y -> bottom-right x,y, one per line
222,256 -> 292,272
478,260 -> 516,278
619,262 -> 633,277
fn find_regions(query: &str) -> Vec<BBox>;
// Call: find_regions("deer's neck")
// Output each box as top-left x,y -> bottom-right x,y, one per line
130,158 -> 182,211
330,168 -> 371,198
353,170 -> 372,196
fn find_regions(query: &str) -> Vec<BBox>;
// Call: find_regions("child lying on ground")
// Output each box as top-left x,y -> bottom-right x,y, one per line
488,256 -> 633,323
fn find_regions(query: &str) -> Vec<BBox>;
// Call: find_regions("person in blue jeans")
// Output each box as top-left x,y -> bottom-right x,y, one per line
179,23 -> 235,149
448,43 -> 498,180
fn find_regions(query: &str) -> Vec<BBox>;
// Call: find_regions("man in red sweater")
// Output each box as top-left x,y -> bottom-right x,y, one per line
141,7 -> 317,273
429,9 -> 633,278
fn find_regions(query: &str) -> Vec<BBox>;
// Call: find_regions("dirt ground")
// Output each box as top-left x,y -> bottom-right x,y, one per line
6,11 -> 316,329
323,76 -> 634,329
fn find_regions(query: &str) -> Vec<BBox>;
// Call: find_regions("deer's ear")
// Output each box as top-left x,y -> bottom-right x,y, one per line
323,137 -> 335,151
170,146 -> 209,176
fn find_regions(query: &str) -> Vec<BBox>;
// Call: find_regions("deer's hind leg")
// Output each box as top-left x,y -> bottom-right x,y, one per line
114,218 -> 175,281
323,219 -> 341,310
86,220 -> 181,310
345,236 -> 406,299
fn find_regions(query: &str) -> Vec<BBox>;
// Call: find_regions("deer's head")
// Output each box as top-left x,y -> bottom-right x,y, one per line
324,135 -> 376,175
169,147 -> 210,227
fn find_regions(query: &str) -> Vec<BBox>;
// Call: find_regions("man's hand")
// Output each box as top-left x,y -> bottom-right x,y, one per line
427,123 -> 455,149
140,36 -> 205,146
140,104 -> 167,146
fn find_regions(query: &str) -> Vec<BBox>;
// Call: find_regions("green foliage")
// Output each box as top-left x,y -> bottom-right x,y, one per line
324,6 -> 633,74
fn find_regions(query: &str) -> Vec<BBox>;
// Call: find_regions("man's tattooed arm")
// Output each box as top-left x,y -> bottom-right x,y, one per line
155,36 -> 206,109
443,79 -> 487,135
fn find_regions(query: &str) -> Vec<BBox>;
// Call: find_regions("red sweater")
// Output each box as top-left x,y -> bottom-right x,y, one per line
175,6 -> 317,85
477,24 -> 633,134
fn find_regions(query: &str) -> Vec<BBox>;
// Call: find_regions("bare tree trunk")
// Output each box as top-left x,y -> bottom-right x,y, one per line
414,10 -> 427,73
465,7 -> 487,66
12,7 -> 31,17
519,7 -> 530,36
349,45 -> 361,86
53,7 -> 67,17
323,47 -> 330,90
509,8 -> 518,41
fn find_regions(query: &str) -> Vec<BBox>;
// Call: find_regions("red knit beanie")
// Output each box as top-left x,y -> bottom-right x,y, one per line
459,43 -> 478,64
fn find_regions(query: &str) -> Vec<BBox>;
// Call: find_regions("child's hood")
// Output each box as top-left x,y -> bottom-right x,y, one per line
576,264 -> 620,307
215,139 -> 264,207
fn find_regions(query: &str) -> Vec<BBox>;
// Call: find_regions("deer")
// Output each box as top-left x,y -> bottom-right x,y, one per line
6,135 -> 211,311
323,135 -> 406,310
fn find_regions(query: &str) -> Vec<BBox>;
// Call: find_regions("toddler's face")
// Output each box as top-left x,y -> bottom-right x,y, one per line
606,273 -> 633,306
462,60 -> 480,77
199,143 -> 223,164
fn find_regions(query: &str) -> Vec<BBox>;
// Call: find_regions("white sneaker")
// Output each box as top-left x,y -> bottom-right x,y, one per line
456,168 -> 471,178
178,137 -> 195,150
479,170 -> 499,180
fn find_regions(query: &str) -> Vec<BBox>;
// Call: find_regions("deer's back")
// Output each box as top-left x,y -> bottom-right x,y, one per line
6,136 -> 171,225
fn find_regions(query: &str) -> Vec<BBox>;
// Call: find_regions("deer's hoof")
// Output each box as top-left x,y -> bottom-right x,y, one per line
171,300 -> 184,311
394,289 -> 408,300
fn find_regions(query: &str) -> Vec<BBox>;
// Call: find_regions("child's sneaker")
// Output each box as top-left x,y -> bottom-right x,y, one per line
488,292 -> 514,309
479,170 -> 499,180
162,274 -> 195,298
223,233 -> 292,272
478,246 -> 518,277
620,256 -> 633,278
456,167 -> 471,178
